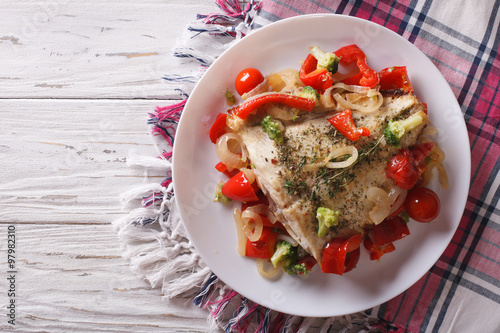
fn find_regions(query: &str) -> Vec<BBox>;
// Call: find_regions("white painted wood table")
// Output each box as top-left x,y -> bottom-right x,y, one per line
0,1 -> 221,331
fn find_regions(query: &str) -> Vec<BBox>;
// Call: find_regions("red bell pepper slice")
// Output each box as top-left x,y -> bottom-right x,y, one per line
321,234 -> 362,275
299,53 -> 334,90
328,109 -> 370,141
372,216 -> 410,246
233,93 -> 316,120
363,235 -> 396,260
379,66 -> 414,93
215,161 -> 239,178
221,171 -> 259,202
386,143 -> 434,190
322,238 -> 347,274
209,113 -> 227,144
245,227 -> 277,259
334,44 -> 379,88
343,247 -> 361,273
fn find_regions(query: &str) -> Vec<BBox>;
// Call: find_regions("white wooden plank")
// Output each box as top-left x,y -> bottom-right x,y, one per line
0,0 -> 216,99
0,99 -> 171,224
0,223 -> 216,332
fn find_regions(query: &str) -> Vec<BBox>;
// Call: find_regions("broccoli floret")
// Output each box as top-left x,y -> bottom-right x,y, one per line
271,241 -> 312,275
261,115 -> 284,144
310,46 -> 340,73
270,241 -> 302,274
213,181 -> 231,204
299,86 -> 320,104
271,241 -> 296,267
383,112 -> 425,147
316,206 -> 340,237
290,262 -> 308,275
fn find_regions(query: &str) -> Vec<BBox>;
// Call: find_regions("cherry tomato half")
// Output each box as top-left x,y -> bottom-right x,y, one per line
404,187 -> 440,223
235,68 -> 264,96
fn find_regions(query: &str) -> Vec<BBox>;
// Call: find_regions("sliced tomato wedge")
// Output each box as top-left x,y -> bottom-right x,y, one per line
221,171 -> 259,202
245,227 -> 277,259
209,113 -> 227,144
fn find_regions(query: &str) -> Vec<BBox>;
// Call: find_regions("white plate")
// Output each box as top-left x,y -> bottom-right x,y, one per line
172,14 -> 470,317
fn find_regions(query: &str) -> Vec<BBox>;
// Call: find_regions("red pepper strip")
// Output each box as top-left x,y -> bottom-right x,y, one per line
372,216 -> 410,246
299,54 -> 334,90
334,44 -> 379,88
322,234 -> 362,275
233,93 -> 316,120
209,113 -> 227,144
341,72 -> 363,86
343,247 -> 360,273
345,234 -> 363,252
215,161 -> 239,178
221,171 -> 259,202
379,66 -> 414,93
328,109 -> 370,141
322,238 -> 347,274
386,143 -> 434,190
245,227 -> 277,259
363,235 -> 396,260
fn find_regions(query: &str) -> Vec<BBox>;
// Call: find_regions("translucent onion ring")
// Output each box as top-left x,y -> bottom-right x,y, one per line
333,91 -> 383,113
215,133 -> 247,169
437,163 -> 449,189
233,208 -> 247,256
325,146 -> 359,169
302,146 -> 358,171
366,187 -> 391,225
242,77 -> 270,99
256,258 -> 282,279
241,210 -> 264,242
244,204 -> 268,216
331,82 -> 372,94
319,87 -> 337,110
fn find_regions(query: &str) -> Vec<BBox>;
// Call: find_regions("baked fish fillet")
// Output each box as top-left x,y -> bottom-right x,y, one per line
229,93 -> 428,265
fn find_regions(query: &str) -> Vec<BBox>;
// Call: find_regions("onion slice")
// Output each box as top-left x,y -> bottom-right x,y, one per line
325,146 -> 359,169
256,258 -> 282,279
241,209 -> 264,242
333,91 -> 383,113
303,146 -> 358,171
233,208 -> 247,256
366,187 -> 391,225
215,133 -> 248,169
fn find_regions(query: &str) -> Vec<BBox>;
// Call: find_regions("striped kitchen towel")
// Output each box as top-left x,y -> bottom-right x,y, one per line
114,1 -> 500,332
